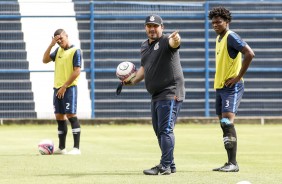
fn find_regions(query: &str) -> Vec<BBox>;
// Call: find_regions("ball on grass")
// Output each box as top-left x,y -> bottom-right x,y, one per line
38,139 -> 54,155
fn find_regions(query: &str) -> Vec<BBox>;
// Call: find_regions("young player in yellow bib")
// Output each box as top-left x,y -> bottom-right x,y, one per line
209,7 -> 255,172
43,29 -> 82,155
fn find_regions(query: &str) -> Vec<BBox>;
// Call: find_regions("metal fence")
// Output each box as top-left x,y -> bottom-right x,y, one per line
0,1 -> 282,119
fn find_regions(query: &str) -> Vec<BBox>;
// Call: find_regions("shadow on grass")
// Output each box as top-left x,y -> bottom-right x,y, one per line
37,170 -> 209,177
0,154 -> 39,156
38,171 -> 142,176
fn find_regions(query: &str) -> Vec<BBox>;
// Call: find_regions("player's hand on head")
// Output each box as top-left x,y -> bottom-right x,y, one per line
50,36 -> 57,47
51,35 -> 61,46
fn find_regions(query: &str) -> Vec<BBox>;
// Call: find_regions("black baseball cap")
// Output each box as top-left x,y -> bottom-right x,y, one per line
145,14 -> 163,25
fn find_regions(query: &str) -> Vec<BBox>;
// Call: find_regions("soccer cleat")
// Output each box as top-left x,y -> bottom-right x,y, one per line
143,164 -> 161,175
67,148 -> 81,155
219,162 -> 239,172
212,162 -> 229,171
53,148 -> 67,155
171,167 -> 176,173
159,167 -> 171,175
143,164 -> 172,175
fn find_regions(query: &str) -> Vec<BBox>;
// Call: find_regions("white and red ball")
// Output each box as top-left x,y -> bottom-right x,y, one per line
38,139 -> 54,155
116,61 -> 136,82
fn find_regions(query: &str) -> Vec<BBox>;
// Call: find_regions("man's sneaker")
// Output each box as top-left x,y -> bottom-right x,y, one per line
212,162 -> 229,171
171,167 -> 176,173
67,148 -> 81,155
159,167 -> 171,175
219,162 -> 239,172
143,165 -> 161,175
53,148 -> 67,155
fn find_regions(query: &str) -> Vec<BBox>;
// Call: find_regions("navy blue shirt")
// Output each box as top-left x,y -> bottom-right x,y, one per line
227,32 -> 246,59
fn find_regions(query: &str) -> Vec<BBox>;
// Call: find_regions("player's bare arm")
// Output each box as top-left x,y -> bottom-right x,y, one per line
42,35 -> 62,63
56,67 -> 81,99
168,30 -> 181,48
225,45 -> 255,87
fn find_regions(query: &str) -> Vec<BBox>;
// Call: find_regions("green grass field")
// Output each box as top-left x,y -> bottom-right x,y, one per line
0,123 -> 282,184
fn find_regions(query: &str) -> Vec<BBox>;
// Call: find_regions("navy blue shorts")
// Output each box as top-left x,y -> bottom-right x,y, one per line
215,82 -> 244,115
53,85 -> 77,114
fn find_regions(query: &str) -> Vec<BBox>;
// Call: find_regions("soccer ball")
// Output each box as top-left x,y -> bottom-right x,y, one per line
38,139 -> 54,155
116,61 -> 137,82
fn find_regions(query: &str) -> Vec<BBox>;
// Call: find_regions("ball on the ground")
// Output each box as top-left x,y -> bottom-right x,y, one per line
38,139 -> 54,155
116,61 -> 136,82
236,181 -> 251,184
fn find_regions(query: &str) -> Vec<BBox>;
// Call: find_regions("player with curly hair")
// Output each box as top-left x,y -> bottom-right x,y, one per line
208,7 -> 255,172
